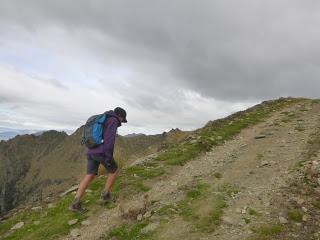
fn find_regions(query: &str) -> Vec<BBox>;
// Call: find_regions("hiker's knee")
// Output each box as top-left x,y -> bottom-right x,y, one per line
84,174 -> 96,182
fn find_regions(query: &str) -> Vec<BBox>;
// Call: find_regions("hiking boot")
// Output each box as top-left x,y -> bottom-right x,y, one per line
69,198 -> 87,214
99,191 -> 112,204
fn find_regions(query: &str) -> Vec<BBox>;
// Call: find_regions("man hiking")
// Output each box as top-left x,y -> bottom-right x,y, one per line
69,107 -> 127,213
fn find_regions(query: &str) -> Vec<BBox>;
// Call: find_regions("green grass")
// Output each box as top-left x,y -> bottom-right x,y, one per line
287,209 -> 303,222
156,204 -> 178,216
106,220 -> 153,240
174,182 -> 228,233
0,170 -> 153,240
256,154 -> 264,161
244,217 -> 251,224
155,143 -> 206,165
248,208 -> 258,216
186,183 -> 210,199
194,196 -> 227,233
249,224 -> 283,240
176,183 -> 211,220
218,183 -> 241,197
0,195 -> 87,240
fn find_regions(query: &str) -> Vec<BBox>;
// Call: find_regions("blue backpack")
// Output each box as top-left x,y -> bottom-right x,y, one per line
81,113 -> 108,148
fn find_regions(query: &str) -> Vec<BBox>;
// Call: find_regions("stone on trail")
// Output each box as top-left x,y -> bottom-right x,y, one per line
70,228 -> 81,237
137,214 -> 143,221
222,216 -> 235,225
255,135 -> 266,139
141,222 -> 160,234
81,220 -> 91,226
119,194 -> 149,220
68,219 -> 78,226
47,203 -> 55,209
279,216 -> 288,224
60,185 -> 79,197
11,222 -> 24,230
31,206 -> 42,211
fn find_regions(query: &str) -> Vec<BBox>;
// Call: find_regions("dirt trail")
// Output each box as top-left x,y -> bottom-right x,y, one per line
62,100 -> 320,240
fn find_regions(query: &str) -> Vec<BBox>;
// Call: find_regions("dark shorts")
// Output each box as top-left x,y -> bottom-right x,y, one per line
87,155 -> 118,175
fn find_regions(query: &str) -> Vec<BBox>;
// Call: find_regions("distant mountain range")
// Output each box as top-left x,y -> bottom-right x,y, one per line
123,133 -> 145,138
0,126 -> 190,215
0,128 -> 73,141
0,128 -> 36,141
0,128 -> 154,141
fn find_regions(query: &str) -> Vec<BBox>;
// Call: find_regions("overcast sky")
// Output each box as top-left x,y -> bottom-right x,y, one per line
0,1 -> 319,135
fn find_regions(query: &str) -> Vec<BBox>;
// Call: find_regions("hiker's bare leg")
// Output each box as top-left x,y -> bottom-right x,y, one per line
75,174 -> 95,200
105,169 -> 119,192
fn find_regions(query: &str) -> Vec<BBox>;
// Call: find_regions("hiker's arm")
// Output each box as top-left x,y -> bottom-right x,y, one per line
103,118 -> 118,161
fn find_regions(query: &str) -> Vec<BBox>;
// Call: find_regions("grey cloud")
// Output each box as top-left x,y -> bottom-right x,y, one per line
1,0 -> 320,102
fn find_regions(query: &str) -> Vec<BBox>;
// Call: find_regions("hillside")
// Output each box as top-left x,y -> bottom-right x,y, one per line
1,98 -> 320,240
0,127 -> 190,216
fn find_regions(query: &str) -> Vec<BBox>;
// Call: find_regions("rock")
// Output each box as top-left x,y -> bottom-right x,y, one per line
170,181 -> 178,186
11,222 -> 24,230
85,189 -> 93,193
294,197 -> 305,205
143,211 -> 152,218
279,216 -> 288,224
141,222 -> 160,234
47,203 -> 55,209
81,220 -> 91,226
60,185 -> 79,197
260,161 -> 270,167
137,214 -> 143,221
255,135 -> 266,139
222,216 -> 234,225
120,195 -> 149,219
303,215 -> 309,222
33,221 -> 41,225
68,219 -> 78,226
70,228 -> 81,237
31,206 -> 42,211
302,207 -> 308,213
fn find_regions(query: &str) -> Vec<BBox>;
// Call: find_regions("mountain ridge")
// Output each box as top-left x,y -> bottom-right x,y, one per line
1,97 -> 320,240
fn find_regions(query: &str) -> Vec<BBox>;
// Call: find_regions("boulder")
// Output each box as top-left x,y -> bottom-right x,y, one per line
11,222 -> 24,230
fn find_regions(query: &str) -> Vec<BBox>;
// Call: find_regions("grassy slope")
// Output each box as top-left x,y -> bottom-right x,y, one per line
0,98 -> 306,240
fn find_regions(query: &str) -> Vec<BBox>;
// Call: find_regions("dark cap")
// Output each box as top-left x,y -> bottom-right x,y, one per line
114,107 -> 127,123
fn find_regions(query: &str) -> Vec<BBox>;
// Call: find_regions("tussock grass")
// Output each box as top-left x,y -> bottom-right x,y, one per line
173,182 -> 228,233
287,209 -> 303,222
248,208 -> 258,216
106,220 -> 153,240
248,224 -> 283,240
218,183 -> 240,197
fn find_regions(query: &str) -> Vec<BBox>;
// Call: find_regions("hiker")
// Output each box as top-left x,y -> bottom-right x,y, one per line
69,107 -> 127,213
